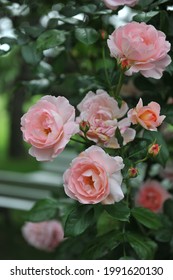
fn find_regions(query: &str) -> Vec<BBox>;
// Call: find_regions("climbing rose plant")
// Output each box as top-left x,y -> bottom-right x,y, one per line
19,0 -> 173,260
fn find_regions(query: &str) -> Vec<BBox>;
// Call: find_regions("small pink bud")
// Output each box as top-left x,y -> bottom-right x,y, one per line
100,29 -> 107,40
79,120 -> 90,134
148,143 -> 161,156
128,167 -> 138,178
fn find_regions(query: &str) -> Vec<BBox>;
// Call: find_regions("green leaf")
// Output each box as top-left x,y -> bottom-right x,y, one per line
64,205 -> 94,237
128,138 -> 150,160
155,228 -> 172,242
0,37 -> 17,46
79,4 -> 97,14
21,42 -> 42,65
133,11 -> 159,23
161,105 -> 173,125
159,11 -> 169,34
126,232 -> 157,259
86,231 -> 122,259
143,130 -> 169,167
131,207 -> 162,230
104,201 -> 130,222
138,0 -> 154,7
75,28 -> 99,45
163,199 -> 173,223
22,25 -> 44,38
36,29 -> 66,51
25,198 -> 59,222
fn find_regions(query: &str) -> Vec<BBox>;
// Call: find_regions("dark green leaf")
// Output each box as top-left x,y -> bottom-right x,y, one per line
79,4 -> 97,14
0,37 -> 17,46
25,198 -> 59,222
21,42 -> 42,64
36,29 -> 66,51
161,105 -> 173,125
64,205 -> 94,237
128,138 -> 149,160
75,28 -> 99,45
131,207 -> 162,230
143,130 -> 169,167
126,232 -> 157,259
151,0 -> 169,9
86,231 -> 122,259
22,25 -> 44,38
138,0 -> 154,7
163,199 -> 173,223
155,228 -> 172,242
104,201 -> 130,222
133,11 -> 159,23
159,11 -> 169,34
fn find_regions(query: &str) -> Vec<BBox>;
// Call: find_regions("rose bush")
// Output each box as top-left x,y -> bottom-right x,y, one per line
107,22 -> 171,79
11,0 -> 173,260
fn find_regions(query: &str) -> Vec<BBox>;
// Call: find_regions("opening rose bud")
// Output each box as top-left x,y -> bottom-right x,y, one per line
148,143 -> 161,156
128,98 -> 165,131
128,167 -> 138,178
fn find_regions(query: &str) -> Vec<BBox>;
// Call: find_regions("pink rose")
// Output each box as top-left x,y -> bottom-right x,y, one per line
128,98 -> 165,130
21,220 -> 64,252
77,89 -> 135,148
135,180 -> 171,213
107,22 -> 171,79
63,145 -> 124,204
21,95 -> 79,161
103,0 -> 138,10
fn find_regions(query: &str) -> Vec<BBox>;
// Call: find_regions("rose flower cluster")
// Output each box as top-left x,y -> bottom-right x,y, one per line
21,20 -> 171,221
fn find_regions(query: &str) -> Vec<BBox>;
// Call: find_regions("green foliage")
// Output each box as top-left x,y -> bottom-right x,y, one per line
25,198 -> 59,222
131,207 -> 162,230
64,205 -> 95,237
126,232 -> 157,259
104,202 -> 130,222
36,30 -> 66,51
75,28 -> 99,45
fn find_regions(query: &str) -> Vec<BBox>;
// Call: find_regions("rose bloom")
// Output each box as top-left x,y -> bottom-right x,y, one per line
128,98 -> 165,130
103,0 -> 138,10
22,220 -> 64,252
107,22 -> 171,79
135,180 -> 171,213
77,89 -> 136,148
63,145 -> 124,204
21,95 -> 79,161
